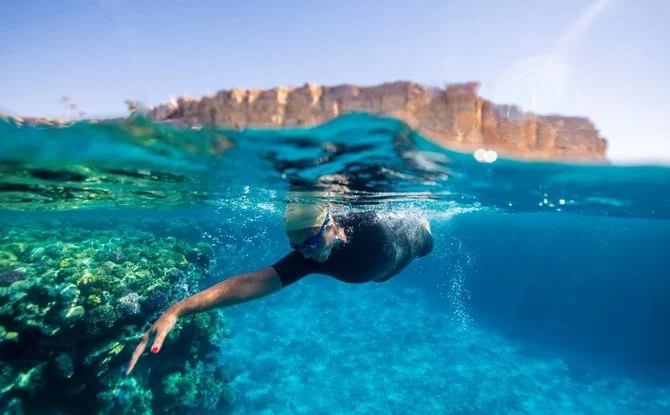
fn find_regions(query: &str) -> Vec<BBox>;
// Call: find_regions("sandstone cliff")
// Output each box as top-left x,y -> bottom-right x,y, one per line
149,81 -> 608,161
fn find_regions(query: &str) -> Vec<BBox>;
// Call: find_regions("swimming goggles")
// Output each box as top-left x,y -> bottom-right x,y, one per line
290,209 -> 330,250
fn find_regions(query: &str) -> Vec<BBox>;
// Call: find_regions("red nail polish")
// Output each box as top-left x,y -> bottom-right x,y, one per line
151,346 -> 158,353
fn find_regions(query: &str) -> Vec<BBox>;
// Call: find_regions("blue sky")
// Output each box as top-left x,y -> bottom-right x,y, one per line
1,0 -> 668,163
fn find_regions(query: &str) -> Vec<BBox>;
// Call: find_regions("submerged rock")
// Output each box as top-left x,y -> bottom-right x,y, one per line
0,270 -> 25,287
108,251 -> 126,264
62,305 -> 85,321
52,354 -> 74,380
0,251 -> 18,266
3,331 -> 19,342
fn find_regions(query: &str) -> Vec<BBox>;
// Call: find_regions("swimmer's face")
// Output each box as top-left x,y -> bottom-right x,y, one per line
286,225 -> 338,262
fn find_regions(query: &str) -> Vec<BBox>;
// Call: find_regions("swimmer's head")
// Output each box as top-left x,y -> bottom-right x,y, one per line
283,203 -> 328,233
283,203 -> 340,262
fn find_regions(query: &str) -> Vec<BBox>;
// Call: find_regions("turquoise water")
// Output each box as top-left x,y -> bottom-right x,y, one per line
1,113 -> 670,414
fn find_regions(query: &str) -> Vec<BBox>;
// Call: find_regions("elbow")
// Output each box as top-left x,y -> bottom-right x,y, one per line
239,267 -> 283,299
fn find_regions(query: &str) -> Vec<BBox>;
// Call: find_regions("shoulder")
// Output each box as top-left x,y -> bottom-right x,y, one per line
336,210 -> 395,247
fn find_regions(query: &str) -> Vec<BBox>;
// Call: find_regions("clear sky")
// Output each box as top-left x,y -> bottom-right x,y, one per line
1,0 -> 668,163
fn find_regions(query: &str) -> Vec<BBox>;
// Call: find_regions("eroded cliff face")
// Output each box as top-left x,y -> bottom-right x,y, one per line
149,81 -> 607,161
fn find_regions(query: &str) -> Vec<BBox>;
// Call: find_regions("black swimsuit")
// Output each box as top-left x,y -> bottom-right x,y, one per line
272,211 -> 434,287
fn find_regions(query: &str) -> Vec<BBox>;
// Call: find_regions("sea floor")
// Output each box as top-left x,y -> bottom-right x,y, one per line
220,278 -> 670,415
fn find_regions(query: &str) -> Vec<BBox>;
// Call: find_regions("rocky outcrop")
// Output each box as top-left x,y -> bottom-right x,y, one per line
149,81 -> 608,161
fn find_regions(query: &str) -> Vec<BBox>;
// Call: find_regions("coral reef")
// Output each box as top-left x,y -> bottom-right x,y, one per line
0,270 -> 25,287
0,221 -> 236,414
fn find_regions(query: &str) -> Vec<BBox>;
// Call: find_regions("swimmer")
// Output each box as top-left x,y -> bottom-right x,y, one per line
126,204 -> 433,374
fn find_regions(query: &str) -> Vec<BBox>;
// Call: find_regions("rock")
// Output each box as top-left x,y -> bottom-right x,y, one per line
52,354 -> 74,379
149,81 -> 608,161
8,279 -> 32,293
5,331 -> 19,342
29,247 -> 46,262
220,385 -> 236,406
0,250 -> 18,265
0,269 -> 25,287
62,305 -> 85,320
59,283 -> 80,301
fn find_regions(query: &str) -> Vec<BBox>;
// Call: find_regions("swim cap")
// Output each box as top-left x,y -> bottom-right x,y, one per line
283,203 -> 328,232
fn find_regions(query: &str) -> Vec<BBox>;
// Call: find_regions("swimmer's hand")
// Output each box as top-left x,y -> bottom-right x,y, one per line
125,267 -> 282,375
125,306 -> 179,375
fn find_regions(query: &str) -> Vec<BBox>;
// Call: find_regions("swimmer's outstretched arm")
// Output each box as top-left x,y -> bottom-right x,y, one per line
125,267 -> 282,375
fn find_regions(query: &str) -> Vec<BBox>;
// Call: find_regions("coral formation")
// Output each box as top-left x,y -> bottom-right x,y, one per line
161,361 -> 236,412
117,292 -> 141,317
0,221 -> 236,414
0,270 -> 25,287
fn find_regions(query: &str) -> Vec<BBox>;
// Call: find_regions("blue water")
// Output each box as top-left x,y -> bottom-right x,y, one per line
1,113 -> 670,414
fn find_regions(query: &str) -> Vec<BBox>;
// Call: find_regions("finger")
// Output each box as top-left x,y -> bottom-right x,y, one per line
125,332 -> 150,375
151,325 -> 171,353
